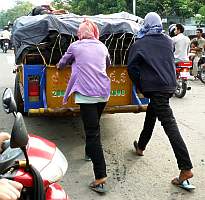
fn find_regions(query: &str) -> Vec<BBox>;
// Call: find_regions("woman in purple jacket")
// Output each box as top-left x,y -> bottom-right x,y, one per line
57,19 -> 110,193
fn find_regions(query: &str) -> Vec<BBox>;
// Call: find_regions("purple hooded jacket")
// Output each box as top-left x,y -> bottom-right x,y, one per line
58,38 -> 111,103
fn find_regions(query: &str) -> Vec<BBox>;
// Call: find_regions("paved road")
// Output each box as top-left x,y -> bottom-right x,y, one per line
0,51 -> 205,200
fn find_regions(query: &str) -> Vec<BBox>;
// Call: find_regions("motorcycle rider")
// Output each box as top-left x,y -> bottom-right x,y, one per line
190,29 -> 205,57
0,26 -> 11,51
0,132 -> 23,200
190,29 -> 205,78
172,24 -> 190,62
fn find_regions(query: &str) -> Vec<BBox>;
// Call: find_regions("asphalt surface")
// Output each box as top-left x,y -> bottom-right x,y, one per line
0,50 -> 205,200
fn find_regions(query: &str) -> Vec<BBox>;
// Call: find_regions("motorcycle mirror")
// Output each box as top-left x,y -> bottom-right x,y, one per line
10,112 -> 28,148
2,88 -> 17,114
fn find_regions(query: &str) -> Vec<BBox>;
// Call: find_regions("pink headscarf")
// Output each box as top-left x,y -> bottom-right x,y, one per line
77,19 -> 99,40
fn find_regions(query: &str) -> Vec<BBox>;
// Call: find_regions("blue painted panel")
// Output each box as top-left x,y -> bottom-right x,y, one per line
23,65 -> 46,112
132,84 -> 149,105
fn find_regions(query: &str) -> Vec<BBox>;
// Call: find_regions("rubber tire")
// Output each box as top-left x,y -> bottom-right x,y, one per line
3,44 -> 7,53
175,79 -> 187,98
14,73 -> 25,114
199,68 -> 205,84
4,46 -> 7,53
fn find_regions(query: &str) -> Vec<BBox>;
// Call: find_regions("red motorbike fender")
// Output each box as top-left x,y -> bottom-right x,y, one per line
46,183 -> 70,200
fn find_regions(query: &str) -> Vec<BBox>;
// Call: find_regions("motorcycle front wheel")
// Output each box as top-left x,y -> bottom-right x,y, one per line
3,46 -> 7,53
2,42 -> 8,53
198,68 -> 205,84
175,78 -> 187,98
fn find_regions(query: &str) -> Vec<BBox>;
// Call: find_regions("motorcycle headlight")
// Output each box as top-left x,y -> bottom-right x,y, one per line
41,147 -> 68,183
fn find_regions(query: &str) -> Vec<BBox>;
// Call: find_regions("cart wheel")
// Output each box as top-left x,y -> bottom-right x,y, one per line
14,73 -> 27,115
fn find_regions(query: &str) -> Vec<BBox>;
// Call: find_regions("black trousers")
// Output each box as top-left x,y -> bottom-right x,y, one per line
79,102 -> 107,179
138,92 -> 193,170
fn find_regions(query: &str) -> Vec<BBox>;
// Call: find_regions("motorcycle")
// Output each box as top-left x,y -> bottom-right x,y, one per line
197,55 -> 205,84
175,61 -> 192,98
0,88 -> 70,200
1,39 -> 10,53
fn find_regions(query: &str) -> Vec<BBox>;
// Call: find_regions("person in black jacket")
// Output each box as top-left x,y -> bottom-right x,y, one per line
128,12 -> 193,186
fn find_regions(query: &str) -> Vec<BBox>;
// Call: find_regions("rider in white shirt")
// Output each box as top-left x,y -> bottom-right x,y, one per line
0,26 -> 11,50
172,24 -> 190,62
0,26 -> 11,40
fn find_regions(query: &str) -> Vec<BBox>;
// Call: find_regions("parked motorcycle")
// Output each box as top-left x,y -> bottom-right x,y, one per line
197,55 -> 205,84
0,88 -> 70,200
175,61 -> 192,98
1,39 -> 10,53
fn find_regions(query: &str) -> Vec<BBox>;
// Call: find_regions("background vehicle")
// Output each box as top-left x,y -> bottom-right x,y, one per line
0,88 -> 70,200
175,61 -> 192,98
1,39 -> 9,53
197,55 -> 205,84
12,12 -> 149,116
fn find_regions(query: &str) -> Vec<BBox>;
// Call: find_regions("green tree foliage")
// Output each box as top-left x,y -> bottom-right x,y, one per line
51,0 -> 70,10
69,0 -> 127,15
1,0 -> 201,29
199,6 -> 205,16
126,1 -> 133,13
195,6 -> 205,26
0,1 -> 33,29
49,0 -> 204,19
133,0 -> 196,18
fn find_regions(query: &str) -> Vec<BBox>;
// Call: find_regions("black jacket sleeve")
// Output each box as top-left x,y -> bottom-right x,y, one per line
127,43 -> 143,82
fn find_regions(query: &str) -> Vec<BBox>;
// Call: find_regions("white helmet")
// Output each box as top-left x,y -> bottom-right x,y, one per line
168,24 -> 176,37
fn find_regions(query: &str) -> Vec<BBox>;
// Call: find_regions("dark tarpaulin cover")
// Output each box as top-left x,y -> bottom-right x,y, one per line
12,12 -> 143,64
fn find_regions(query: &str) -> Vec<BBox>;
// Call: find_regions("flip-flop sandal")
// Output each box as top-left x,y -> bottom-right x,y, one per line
89,182 -> 108,193
171,177 -> 196,191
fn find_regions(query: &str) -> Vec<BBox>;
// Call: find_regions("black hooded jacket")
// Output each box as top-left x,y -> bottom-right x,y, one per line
127,34 -> 177,94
